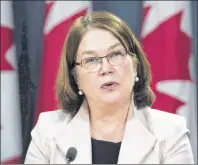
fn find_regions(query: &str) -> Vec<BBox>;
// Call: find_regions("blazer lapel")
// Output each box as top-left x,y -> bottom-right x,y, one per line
54,100 -> 92,164
53,100 -> 156,164
117,107 -> 157,164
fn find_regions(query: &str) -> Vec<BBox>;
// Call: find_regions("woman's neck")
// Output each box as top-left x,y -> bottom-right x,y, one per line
88,99 -> 133,142
89,99 -> 131,122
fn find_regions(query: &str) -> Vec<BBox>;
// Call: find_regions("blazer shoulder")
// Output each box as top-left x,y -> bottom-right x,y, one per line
33,110 -> 72,140
36,109 -> 71,124
140,108 -> 194,164
139,107 -> 190,139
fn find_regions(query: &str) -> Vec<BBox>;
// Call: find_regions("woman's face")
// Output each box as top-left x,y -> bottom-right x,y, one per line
76,28 -> 137,105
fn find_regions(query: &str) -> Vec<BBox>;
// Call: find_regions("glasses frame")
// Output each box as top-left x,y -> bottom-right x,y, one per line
75,49 -> 131,71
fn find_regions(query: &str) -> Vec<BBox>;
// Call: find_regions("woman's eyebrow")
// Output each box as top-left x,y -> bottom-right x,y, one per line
107,43 -> 122,51
81,50 -> 97,56
80,43 -> 122,56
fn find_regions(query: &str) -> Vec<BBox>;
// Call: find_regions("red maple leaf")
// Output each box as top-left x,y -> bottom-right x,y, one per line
35,2 -> 89,123
142,6 -> 151,28
141,7 -> 191,114
44,1 -> 55,26
1,156 -> 21,164
0,26 -> 14,71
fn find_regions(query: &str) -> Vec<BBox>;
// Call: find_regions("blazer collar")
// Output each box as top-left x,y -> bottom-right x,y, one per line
54,100 -> 156,164
117,106 -> 157,164
54,100 -> 92,164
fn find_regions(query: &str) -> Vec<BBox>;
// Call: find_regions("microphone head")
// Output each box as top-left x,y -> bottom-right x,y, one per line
66,147 -> 77,162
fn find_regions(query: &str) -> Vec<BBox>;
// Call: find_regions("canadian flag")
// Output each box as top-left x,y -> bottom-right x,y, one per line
1,1 -> 22,164
34,1 -> 92,123
141,0 -> 194,121
141,1 -> 196,160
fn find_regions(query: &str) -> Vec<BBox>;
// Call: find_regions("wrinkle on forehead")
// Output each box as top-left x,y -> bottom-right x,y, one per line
77,28 -> 124,59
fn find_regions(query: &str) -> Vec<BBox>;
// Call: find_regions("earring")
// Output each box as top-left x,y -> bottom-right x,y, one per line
78,90 -> 83,95
135,76 -> 139,82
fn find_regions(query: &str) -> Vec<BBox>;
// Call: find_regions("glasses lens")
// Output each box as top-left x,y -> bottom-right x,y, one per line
80,49 -> 127,72
108,49 -> 126,65
82,57 -> 100,71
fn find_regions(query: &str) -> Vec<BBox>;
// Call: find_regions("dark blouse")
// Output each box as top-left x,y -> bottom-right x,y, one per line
91,138 -> 122,164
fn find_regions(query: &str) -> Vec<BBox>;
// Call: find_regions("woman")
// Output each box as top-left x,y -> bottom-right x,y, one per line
24,11 -> 194,164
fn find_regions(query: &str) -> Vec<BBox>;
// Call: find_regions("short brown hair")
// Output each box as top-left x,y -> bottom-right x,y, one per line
56,11 -> 155,114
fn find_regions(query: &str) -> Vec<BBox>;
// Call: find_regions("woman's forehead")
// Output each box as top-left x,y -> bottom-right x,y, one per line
77,28 -> 123,55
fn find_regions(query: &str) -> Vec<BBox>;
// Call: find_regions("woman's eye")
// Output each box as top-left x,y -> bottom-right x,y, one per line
85,57 -> 98,63
110,51 -> 122,57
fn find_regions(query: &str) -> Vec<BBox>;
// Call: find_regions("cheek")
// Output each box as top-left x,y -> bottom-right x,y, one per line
123,68 -> 135,95
77,69 -> 98,89
119,59 -> 135,80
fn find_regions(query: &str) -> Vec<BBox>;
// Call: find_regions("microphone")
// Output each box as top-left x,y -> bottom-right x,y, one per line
66,147 -> 77,164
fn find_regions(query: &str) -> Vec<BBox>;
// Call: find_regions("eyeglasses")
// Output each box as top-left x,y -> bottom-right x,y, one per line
75,49 -> 128,72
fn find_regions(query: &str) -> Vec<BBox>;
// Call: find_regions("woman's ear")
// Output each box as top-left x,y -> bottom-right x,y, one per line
71,68 -> 80,87
133,68 -> 137,79
133,56 -> 138,78
76,79 -> 80,86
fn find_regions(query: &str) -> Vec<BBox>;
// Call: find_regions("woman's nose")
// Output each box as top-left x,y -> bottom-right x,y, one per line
99,57 -> 114,75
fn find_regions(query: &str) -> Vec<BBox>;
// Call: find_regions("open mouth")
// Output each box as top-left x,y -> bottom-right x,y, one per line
101,81 -> 119,89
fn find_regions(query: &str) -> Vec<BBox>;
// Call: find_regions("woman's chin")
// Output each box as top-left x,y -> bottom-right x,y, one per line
101,93 -> 122,104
